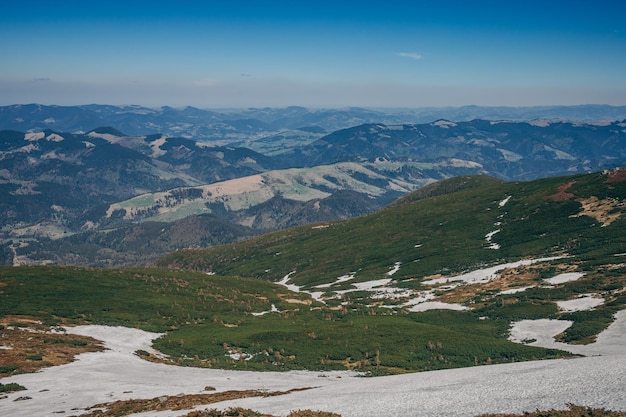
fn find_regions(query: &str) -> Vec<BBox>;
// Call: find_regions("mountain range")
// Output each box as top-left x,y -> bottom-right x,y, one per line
2,103 -> 626,141
1,105 -> 626,266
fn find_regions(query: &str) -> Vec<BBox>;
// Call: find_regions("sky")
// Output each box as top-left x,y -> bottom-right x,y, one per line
1,0 -> 625,108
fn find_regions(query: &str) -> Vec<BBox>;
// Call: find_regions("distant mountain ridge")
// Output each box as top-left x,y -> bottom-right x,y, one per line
279,119 -> 626,180
2,113 -> 626,266
2,104 -> 626,141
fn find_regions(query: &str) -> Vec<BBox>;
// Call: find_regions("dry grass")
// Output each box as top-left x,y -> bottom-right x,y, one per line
0,315 -> 103,376
571,196 -> 625,226
74,388 -> 315,417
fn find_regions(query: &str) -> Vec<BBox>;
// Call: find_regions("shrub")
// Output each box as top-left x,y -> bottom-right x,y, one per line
0,382 -> 27,393
0,365 -> 19,374
26,354 -> 43,361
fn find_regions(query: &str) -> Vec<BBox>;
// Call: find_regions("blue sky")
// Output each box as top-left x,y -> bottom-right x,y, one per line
1,0 -> 625,108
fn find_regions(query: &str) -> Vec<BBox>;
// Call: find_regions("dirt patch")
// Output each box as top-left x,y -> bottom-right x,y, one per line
0,316 -> 103,377
549,181 -> 576,201
75,388 -> 314,417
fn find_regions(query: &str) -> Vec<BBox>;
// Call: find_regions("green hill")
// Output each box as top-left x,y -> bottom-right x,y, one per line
156,170 -> 626,288
2,169 -> 625,376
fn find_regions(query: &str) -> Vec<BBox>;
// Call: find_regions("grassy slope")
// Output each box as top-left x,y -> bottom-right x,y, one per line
3,170 -> 626,375
0,265 -> 567,375
156,172 -> 626,287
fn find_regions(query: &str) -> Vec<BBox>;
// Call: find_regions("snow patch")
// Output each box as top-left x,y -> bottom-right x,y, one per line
408,301 -> 469,312
544,272 -> 585,285
65,325 -> 161,356
422,257 -> 563,286
497,286 -> 534,295
252,304 -> 280,316
498,195 -> 512,207
485,229 -> 501,250
276,271 -> 324,303
386,261 -> 401,276
509,319 -> 573,346
557,295 -> 604,312
314,273 -> 355,289
352,278 -> 392,291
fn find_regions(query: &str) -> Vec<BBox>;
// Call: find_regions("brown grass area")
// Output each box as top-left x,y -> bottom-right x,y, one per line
0,315 -> 103,377
75,388 -> 315,417
571,196 -> 625,226
435,264 -> 579,305
436,270 -> 539,304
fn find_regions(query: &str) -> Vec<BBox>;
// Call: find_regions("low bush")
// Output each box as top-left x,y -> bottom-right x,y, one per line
0,365 -> 19,374
0,382 -> 26,393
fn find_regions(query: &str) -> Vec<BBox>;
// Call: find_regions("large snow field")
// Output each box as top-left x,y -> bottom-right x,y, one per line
2,310 -> 625,417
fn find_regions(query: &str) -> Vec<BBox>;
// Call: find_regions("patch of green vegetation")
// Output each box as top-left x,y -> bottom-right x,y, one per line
0,382 -> 27,393
154,310 -> 566,374
0,265 -> 570,374
44,337 -> 88,347
475,300 -> 560,323
0,365 -> 19,374
558,309 -> 617,343
0,266 -> 307,333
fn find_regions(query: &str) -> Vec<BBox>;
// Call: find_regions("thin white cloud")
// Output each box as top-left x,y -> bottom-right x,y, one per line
397,52 -> 422,60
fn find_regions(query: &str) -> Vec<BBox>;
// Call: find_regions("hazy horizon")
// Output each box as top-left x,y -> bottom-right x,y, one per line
2,0 -> 625,108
